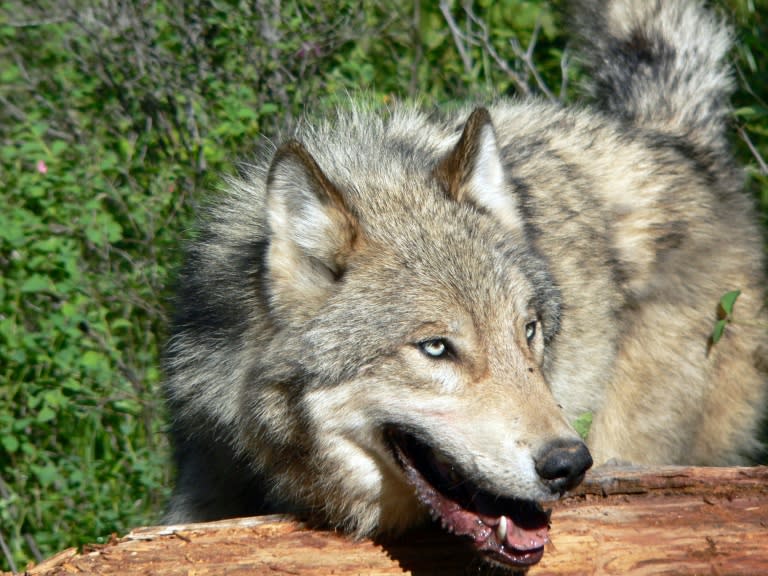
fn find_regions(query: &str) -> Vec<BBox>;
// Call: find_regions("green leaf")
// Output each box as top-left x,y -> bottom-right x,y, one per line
36,406 -> 56,423
32,463 -> 59,487
0,64 -> 20,83
733,106 -> 768,119
43,389 -> 67,408
30,121 -> 49,137
111,318 -> 132,331
2,436 -> 19,453
100,151 -> 119,171
113,399 -> 141,415
20,274 -> 53,293
572,412 -> 593,441
80,350 -> 105,368
85,213 -> 123,246
718,290 -> 741,317
61,378 -> 82,393
711,290 -> 741,346
50,140 -> 70,156
259,102 -> 279,115
711,319 -> 727,345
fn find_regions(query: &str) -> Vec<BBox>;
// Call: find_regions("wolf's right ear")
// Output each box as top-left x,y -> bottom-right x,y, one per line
435,107 -> 524,232
265,141 -> 360,322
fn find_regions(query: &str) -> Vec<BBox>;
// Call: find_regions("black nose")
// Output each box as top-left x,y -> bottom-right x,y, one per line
535,438 -> 593,495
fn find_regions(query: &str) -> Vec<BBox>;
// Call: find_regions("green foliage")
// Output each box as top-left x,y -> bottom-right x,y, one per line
572,412 -> 594,441
729,0 -> 768,219
711,290 -> 742,346
0,0 -> 765,571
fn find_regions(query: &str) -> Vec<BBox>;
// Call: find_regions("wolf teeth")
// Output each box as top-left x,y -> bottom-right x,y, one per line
496,516 -> 508,542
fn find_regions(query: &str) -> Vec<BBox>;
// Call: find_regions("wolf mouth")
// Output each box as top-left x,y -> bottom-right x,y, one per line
386,428 -> 550,568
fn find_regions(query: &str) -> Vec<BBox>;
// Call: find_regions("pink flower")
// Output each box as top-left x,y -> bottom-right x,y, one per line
37,160 -> 48,174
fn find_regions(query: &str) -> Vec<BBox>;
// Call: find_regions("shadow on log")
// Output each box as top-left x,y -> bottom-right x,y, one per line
12,466 -> 768,576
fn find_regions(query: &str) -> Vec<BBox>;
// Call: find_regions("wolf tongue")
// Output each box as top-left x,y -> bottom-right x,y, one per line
484,514 -> 549,551
473,494 -> 550,552
427,491 -> 549,553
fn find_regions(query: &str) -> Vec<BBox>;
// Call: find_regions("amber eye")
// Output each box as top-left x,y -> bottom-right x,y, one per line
525,321 -> 537,344
418,338 -> 451,359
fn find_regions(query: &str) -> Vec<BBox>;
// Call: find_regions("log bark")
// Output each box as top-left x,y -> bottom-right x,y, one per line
12,466 -> 768,576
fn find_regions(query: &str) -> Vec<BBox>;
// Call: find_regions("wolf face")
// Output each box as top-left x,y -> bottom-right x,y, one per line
235,108 -> 591,567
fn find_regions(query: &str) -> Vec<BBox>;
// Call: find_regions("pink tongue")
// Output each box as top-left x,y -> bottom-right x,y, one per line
481,514 -> 549,551
445,506 -> 548,551
424,492 -> 548,552
508,522 -> 548,550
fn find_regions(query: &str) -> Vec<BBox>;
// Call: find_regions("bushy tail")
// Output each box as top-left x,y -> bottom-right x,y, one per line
569,0 -> 734,156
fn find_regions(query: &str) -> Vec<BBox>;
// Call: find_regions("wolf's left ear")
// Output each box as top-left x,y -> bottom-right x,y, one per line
265,140 -> 360,322
435,107 -> 524,232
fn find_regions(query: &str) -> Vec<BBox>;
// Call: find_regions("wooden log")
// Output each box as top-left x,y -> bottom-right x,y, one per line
12,466 -> 768,576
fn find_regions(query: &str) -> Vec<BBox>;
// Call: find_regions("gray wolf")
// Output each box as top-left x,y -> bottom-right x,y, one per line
163,0 -> 767,570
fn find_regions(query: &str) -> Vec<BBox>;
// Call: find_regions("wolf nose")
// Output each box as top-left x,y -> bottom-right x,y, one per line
534,438 -> 593,495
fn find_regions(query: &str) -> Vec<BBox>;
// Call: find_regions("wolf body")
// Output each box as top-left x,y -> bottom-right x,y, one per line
164,0 -> 767,569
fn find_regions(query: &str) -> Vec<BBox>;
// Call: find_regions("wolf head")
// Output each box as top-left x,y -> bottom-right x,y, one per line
239,107 -> 591,569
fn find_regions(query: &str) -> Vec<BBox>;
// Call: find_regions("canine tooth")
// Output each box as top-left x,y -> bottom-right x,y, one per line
496,516 -> 508,542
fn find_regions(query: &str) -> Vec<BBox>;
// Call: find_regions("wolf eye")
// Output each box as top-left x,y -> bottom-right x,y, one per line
418,338 -> 452,359
525,321 -> 537,344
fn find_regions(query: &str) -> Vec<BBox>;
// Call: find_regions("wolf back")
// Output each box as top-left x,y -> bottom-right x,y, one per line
163,0 -> 767,570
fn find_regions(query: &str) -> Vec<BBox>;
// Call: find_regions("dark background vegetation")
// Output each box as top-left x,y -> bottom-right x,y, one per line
0,0 -> 765,571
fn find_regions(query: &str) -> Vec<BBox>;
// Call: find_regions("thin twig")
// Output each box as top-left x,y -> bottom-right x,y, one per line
4,16 -> 67,27
439,0 -> 474,77
0,531 -> 17,574
79,321 -> 144,396
734,59 -> 767,109
461,3 -> 530,96
509,19 -> 555,101
408,0 -> 423,98
24,533 -> 43,564
738,125 -> 768,175
559,48 -> 571,102
0,94 -> 27,123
